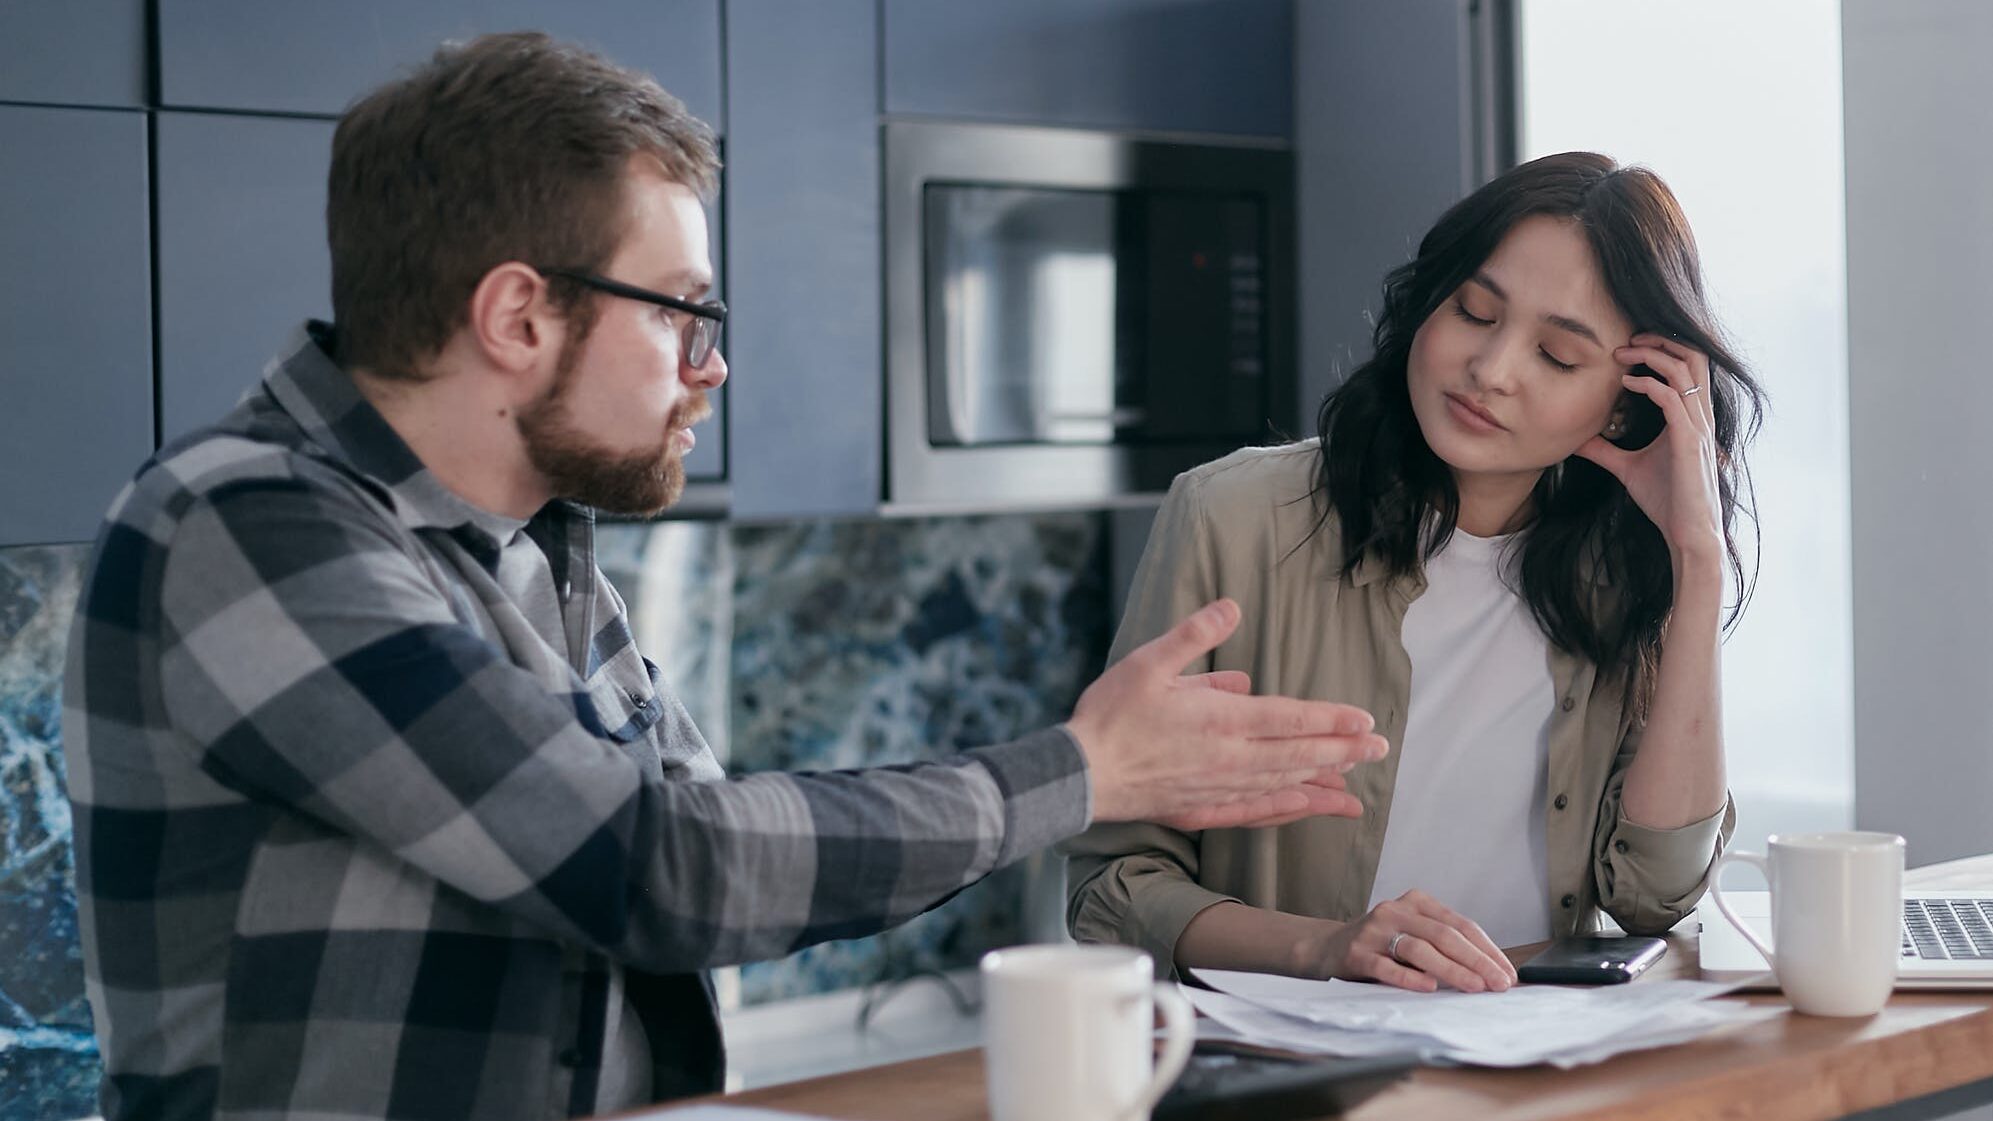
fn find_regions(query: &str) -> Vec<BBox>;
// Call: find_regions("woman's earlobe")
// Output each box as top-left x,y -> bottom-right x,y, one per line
1603,414 -> 1626,438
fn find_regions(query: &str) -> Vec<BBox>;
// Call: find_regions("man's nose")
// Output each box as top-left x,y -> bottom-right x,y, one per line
686,346 -> 728,390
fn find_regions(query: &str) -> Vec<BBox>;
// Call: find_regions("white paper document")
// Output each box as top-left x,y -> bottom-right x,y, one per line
1188,968 -> 1779,1068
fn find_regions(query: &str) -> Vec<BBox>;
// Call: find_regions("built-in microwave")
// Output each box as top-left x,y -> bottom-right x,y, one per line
884,120 -> 1296,512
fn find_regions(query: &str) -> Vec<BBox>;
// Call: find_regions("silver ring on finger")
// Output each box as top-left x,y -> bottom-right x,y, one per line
1387,931 -> 1411,965
1681,383 -> 1703,397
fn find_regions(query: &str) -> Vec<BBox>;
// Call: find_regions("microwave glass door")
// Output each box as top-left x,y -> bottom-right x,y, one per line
924,184 -> 1267,448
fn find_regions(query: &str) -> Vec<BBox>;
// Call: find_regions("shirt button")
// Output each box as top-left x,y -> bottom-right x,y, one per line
628,689 -> 645,706
1553,793 -> 1569,811
1561,894 -> 1577,909
557,1047 -> 581,1068
1560,697 -> 1576,712
1615,839 -> 1630,854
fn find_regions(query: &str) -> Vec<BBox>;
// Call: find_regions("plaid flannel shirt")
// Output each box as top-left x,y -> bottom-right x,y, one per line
64,321 -> 1092,1121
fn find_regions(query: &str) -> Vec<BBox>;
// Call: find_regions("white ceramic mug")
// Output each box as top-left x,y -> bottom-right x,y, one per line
1709,831 -> 1906,1016
980,944 -> 1194,1121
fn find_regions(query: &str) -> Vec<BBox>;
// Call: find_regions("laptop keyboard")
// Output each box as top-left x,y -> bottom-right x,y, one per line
1902,899 -> 1993,961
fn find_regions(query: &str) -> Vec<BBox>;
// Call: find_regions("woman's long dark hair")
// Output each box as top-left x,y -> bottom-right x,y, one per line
1314,152 -> 1767,709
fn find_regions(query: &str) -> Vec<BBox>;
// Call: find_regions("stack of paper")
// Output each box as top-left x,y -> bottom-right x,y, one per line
1187,969 -> 1782,1069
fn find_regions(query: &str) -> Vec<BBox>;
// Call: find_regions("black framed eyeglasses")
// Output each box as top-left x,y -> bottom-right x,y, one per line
536,266 -> 727,368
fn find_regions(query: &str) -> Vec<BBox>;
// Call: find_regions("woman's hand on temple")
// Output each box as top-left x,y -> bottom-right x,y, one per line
1574,333 -> 1726,567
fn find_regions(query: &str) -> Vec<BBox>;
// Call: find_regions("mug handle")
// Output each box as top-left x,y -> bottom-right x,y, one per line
1122,981 -> 1195,1121
1710,849 -> 1777,967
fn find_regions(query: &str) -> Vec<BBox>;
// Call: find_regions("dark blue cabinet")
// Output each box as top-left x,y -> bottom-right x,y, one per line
155,0 -> 723,127
154,113 -> 337,444
884,0 -> 1291,138
2,0 -> 1347,534
723,0 -> 880,518
0,0 -> 147,108
1295,0 -> 1485,415
0,106 -> 152,546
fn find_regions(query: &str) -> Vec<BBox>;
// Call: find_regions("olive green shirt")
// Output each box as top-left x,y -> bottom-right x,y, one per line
1063,442 -> 1734,972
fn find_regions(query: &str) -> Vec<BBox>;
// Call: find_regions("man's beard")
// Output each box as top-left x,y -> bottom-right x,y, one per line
517,334 -> 710,517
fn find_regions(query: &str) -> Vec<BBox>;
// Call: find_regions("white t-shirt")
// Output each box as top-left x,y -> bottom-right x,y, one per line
1365,528 -> 1555,948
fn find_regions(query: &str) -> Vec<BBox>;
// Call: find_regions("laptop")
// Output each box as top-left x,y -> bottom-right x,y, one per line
1698,891 -> 1993,989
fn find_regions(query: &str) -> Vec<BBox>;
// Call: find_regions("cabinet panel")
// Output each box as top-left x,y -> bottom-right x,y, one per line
0,107 -> 152,546
1295,0 -> 1478,415
155,113 -> 336,443
885,0 -> 1290,137
723,0 -> 881,518
0,0 -> 147,109
156,0 -> 722,127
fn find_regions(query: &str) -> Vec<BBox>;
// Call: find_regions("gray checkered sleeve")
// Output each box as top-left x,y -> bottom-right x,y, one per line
157,475 -> 1092,969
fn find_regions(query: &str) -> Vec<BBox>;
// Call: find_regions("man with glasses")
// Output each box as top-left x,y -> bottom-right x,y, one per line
63,32 -> 1384,1121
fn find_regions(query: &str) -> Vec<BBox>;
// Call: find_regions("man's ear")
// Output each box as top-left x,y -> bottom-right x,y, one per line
466,262 -> 555,377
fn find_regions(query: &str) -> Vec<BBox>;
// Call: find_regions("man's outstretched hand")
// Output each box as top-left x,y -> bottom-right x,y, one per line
1066,598 -> 1387,832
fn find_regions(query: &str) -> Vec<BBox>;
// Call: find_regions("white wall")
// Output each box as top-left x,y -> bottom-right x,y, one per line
1518,0 -> 1856,852
1843,0 -> 1993,867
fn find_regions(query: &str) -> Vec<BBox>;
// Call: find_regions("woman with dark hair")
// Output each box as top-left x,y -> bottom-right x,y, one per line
1065,152 -> 1767,993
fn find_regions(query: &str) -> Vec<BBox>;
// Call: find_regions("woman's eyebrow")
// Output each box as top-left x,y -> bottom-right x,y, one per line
1474,270 -> 1604,345
1544,313 -> 1602,346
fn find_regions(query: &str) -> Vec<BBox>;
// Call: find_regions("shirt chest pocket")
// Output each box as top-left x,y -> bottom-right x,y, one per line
585,658 -> 665,747
583,656 -> 723,777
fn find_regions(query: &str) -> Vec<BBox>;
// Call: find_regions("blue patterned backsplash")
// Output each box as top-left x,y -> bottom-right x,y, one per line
0,545 -> 100,1121
598,512 -> 1110,1005
0,510 -> 1108,1115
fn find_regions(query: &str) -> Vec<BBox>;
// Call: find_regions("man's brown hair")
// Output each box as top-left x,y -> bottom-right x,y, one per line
327,31 -> 720,379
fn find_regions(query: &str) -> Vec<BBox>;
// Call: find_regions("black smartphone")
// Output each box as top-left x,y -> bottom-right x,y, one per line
1606,364 -> 1668,451
1515,935 -> 1668,985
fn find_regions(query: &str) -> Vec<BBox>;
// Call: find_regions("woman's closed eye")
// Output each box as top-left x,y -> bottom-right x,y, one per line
1451,299 -> 1493,326
1450,294 -> 1580,369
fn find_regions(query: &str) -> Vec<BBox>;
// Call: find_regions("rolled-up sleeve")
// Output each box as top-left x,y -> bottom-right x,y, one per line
1064,823 -> 1238,975
1061,471 -> 1235,972
1590,721 -> 1737,935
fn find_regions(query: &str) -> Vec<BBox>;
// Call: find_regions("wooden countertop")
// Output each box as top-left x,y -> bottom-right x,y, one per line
658,853 -> 1993,1121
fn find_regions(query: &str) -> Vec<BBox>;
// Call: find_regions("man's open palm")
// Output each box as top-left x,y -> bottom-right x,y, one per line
1067,599 -> 1387,831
